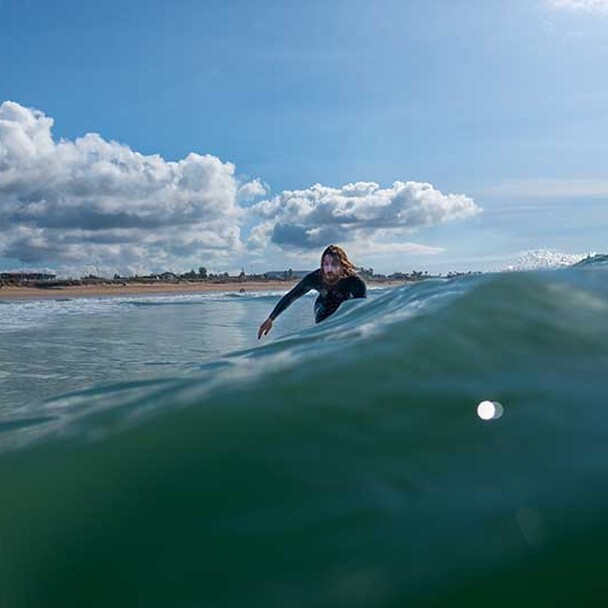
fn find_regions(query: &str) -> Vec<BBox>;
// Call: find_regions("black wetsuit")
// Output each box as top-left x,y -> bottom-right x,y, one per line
269,269 -> 367,324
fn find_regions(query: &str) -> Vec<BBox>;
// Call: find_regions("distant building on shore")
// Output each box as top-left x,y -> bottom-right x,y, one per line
0,272 -> 56,282
263,270 -> 311,280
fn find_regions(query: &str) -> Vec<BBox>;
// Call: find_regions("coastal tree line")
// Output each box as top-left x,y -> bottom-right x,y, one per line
1,267 -> 479,289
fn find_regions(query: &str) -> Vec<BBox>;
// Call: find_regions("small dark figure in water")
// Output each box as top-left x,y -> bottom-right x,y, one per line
257,245 -> 366,339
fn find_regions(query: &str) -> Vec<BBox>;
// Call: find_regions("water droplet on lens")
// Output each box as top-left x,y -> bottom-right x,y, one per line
477,400 -> 504,420
491,401 -> 504,419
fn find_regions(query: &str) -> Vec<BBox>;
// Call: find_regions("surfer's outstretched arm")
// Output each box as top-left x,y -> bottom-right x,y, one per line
257,273 -> 316,339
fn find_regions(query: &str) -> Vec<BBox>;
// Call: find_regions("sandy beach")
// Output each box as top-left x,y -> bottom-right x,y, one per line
0,280 -> 299,300
0,279 -> 404,300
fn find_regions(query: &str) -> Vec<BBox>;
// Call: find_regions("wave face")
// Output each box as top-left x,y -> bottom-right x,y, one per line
1,265 -> 608,607
572,252 -> 608,268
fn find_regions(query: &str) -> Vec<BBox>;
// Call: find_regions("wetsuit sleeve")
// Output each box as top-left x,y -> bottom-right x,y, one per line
268,273 -> 317,321
351,276 -> 367,299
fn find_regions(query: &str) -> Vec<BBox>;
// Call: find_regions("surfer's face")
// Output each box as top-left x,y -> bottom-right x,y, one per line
322,255 -> 342,284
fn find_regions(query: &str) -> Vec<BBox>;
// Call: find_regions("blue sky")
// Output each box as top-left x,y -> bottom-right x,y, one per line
1,0 -> 607,276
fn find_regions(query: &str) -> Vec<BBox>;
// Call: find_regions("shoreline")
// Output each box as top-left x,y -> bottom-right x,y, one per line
0,279 -> 406,301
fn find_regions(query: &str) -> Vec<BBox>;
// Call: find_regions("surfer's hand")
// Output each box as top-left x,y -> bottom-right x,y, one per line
258,318 -> 273,339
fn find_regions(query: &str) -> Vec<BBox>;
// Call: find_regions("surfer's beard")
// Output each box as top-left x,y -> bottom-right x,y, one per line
323,271 -> 341,285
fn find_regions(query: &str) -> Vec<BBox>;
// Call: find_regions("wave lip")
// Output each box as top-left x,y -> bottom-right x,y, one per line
572,252 -> 608,268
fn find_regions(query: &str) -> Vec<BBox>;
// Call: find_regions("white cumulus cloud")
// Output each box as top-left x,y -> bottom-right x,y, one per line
1,102 -> 481,276
237,178 -> 269,202
247,180 -> 481,251
0,101 -> 260,275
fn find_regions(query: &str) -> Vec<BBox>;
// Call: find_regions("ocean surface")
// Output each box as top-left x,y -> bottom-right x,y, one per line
1,257 -> 608,607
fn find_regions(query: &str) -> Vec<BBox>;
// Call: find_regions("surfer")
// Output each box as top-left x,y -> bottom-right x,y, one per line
257,245 -> 367,339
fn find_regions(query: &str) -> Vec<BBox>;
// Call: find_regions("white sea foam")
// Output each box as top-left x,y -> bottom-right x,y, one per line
0,298 -> 117,332
503,249 -> 595,272
0,290 -> 286,333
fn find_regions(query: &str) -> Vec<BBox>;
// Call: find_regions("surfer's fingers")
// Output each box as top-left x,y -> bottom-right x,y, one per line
257,318 -> 272,339
258,321 -> 269,339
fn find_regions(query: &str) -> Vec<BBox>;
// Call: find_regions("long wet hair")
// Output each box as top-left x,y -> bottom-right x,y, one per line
320,245 -> 357,279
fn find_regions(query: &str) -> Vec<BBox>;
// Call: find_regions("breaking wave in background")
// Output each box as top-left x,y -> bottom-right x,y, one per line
503,248 -> 596,271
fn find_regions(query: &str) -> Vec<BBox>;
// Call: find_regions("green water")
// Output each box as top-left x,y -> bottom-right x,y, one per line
1,265 -> 608,606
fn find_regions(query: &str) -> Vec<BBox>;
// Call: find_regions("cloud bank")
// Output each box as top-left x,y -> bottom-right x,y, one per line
0,101 -> 480,275
248,181 -> 481,250
0,101 -> 256,275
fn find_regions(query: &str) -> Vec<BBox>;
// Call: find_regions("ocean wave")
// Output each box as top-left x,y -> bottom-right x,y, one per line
572,252 -> 608,268
1,266 -> 608,606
